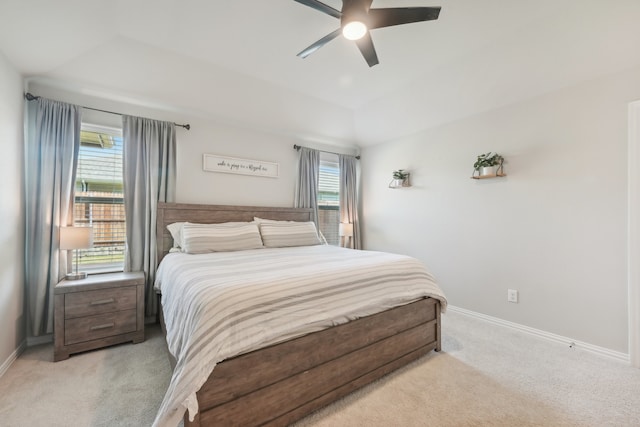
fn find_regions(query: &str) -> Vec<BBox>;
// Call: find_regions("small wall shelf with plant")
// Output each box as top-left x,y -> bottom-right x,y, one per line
472,152 -> 506,179
389,169 -> 410,188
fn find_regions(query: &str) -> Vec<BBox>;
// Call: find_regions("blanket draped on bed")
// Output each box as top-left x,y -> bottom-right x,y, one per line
153,245 -> 447,427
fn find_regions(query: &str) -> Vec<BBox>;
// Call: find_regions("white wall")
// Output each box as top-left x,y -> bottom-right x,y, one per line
172,119 -> 299,207
26,82 -> 358,207
0,52 -> 25,370
361,65 -> 640,354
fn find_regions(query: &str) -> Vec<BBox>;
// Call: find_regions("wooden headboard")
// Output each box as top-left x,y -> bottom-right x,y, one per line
156,203 -> 314,263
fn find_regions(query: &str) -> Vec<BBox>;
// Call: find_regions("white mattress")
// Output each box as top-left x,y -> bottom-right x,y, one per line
153,245 -> 447,426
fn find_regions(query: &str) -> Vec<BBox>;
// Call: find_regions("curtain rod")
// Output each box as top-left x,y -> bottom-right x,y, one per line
293,144 -> 360,160
24,92 -> 191,130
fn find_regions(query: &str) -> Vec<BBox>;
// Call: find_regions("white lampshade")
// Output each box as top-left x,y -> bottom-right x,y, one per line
60,227 -> 93,250
339,222 -> 354,237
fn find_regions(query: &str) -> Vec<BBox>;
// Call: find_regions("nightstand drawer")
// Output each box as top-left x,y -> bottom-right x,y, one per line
65,309 -> 137,345
65,287 -> 137,319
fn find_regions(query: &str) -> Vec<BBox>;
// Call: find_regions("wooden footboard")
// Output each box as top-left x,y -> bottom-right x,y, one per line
165,297 -> 441,427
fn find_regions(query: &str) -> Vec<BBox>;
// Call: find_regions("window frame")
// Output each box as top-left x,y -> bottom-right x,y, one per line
317,152 -> 340,246
73,123 -> 126,274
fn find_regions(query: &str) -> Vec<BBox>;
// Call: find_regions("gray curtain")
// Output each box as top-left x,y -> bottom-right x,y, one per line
25,98 -> 81,336
294,147 -> 320,225
122,116 -> 176,317
339,154 -> 362,249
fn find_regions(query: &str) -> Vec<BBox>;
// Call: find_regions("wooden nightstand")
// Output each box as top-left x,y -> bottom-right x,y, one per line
54,271 -> 145,361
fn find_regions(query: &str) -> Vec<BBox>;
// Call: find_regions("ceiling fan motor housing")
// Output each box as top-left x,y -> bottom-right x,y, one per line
341,0 -> 371,28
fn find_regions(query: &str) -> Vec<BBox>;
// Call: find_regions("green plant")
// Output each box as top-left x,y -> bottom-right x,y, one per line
473,152 -> 503,170
393,169 -> 409,180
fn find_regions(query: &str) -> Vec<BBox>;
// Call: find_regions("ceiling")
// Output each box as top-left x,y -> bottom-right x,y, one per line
2,0 -> 640,147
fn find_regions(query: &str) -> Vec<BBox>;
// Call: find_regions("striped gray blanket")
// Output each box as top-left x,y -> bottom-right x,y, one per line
153,245 -> 447,426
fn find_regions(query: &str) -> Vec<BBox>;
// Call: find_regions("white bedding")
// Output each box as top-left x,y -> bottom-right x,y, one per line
153,245 -> 447,427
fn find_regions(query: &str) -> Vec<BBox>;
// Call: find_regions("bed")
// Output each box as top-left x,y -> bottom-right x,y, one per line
154,202 -> 446,427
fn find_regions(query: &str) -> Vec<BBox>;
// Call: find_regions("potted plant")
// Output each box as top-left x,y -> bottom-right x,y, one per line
392,169 -> 409,187
473,152 -> 504,177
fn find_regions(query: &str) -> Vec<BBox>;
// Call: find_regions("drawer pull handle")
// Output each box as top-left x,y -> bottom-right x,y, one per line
90,298 -> 115,306
90,323 -> 115,331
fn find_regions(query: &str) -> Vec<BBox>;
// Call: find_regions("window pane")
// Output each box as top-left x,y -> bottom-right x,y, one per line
318,155 -> 340,245
318,160 -> 339,207
73,128 -> 125,273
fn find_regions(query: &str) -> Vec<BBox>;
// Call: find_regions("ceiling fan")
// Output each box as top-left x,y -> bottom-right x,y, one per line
294,0 -> 441,67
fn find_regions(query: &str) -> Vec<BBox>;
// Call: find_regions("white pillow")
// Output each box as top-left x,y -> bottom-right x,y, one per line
258,221 -> 322,248
253,217 -> 282,224
181,222 -> 264,254
254,217 -> 327,244
166,222 -> 185,249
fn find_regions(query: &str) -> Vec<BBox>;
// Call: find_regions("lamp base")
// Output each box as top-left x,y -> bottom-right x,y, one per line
65,272 -> 87,281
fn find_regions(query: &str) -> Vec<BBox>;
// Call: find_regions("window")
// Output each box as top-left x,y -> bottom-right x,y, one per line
73,125 -> 125,273
318,153 -> 340,245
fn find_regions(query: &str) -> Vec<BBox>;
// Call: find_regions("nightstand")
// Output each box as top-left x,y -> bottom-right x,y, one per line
54,271 -> 145,361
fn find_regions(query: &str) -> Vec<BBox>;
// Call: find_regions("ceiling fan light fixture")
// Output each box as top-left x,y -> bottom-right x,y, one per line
294,0 -> 442,67
342,21 -> 367,40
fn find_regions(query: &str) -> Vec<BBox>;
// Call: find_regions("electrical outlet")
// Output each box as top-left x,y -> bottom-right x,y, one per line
507,289 -> 518,303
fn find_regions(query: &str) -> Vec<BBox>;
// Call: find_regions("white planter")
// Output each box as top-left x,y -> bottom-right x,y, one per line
392,179 -> 405,187
480,166 -> 497,176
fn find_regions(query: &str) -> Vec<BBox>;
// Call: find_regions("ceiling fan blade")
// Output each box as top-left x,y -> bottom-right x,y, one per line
355,31 -> 379,67
342,0 -> 373,12
293,0 -> 342,19
297,28 -> 342,58
367,7 -> 441,30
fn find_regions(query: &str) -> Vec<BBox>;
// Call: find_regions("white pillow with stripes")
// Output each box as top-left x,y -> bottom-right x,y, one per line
258,221 -> 322,248
254,217 -> 327,244
181,222 -> 264,254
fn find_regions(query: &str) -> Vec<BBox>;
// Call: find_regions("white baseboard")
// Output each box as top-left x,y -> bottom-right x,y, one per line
0,341 -> 26,378
447,305 -> 630,364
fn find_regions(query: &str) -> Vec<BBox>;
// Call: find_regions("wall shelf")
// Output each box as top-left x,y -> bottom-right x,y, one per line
471,173 -> 507,180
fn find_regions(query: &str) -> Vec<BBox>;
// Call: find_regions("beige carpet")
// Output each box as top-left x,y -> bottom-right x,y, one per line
1,311 -> 639,426
0,326 -> 171,426
295,313 -> 640,427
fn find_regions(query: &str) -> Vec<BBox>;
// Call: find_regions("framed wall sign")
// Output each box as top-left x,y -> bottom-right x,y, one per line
203,154 -> 279,178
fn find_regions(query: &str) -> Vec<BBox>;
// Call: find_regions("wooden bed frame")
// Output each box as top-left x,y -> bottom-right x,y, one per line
156,202 -> 442,427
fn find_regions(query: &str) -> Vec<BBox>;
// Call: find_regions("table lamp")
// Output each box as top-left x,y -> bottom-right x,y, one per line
339,222 -> 354,249
60,226 -> 93,280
